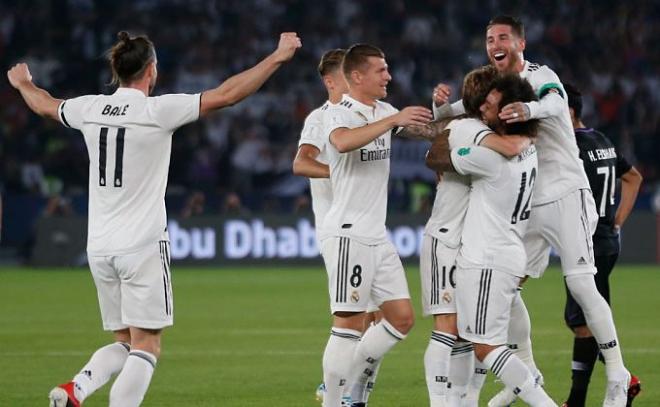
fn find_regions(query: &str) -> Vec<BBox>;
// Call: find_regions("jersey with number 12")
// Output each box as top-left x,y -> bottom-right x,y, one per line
453,144 -> 538,276
58,88 -> 200,255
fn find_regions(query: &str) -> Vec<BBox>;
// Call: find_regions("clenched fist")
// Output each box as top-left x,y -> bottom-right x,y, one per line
272,32 -> 302,63
7,63 -> 33,89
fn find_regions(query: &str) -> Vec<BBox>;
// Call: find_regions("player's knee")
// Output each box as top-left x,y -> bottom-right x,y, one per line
433,313 -> 458,335
473,343 -> 495,362
390,310 -> 415,335
130,328 -> 162,358
573,325 -> 593,338
565,273 -> 607,316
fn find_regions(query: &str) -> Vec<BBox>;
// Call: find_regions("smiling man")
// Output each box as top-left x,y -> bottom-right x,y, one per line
318,43 -> 433,407
483,15 -> 633,407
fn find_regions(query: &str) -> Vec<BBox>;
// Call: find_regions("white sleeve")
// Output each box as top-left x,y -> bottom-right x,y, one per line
451,146 -> 502,178
298,116 -> 325,150
58,95 -> 95,130
525,66 -> 566,119
150,93 -> 201,130
448,119 -> 493,147
433,100 -> 465,120
526,91 -> 565,120
323,108 -> 355,142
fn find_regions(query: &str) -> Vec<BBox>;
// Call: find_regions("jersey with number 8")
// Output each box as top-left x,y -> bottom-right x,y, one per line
58,88 -> 200,255
453,144 -> 538,277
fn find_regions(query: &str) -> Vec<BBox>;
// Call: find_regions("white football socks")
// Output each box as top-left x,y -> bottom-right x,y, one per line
464,355 -> 487,407
349,319 -> 406,402
565,273 -> 627,381
447,341 -> 473,403
109,350 -> 157,407
72,342 -> 130,402
508,291 -> 541,378
483,347 -> 556,407
424,330 -> 456,405
322,328 -> 361,407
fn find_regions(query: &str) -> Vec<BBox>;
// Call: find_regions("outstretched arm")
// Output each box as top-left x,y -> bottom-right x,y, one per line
397,116 -> 455,142
200,33 -> 302,117
614,166 -> 643,230
330,106 -> 432,153
7,63 -> 61,121
293,144 -> 329,178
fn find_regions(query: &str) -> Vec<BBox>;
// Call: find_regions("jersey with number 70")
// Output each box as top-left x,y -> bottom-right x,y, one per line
58,88 -> 200,256
453,144 -> 538,277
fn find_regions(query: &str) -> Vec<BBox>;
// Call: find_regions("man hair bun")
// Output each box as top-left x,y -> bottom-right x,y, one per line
117,31 -> 131,42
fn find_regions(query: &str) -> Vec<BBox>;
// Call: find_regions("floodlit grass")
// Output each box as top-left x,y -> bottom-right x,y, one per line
0,265 -> 657,406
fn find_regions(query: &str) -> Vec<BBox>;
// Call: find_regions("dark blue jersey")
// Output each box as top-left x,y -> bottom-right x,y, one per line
575,128 -> 632,255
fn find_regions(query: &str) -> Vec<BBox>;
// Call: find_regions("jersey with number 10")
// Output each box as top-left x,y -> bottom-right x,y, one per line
58,87 -> 200,255
453,144 -> 538,276
424,118 -> 492,248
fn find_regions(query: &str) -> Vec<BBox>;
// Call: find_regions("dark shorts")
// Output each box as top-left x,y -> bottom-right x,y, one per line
564,252 -> 618,328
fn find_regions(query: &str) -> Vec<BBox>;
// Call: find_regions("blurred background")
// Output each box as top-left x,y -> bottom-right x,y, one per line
0,0 -> 658,265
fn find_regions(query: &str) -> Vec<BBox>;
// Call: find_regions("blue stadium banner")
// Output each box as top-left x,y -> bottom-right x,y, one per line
30,213 -> 657,267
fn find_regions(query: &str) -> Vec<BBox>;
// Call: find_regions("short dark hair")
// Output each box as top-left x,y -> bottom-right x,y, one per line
564,83 -> 583,119
492,74 -> 539,136
108,31 -> 156,86
318,49 -> 346,76
462,65 -> 499,117
487,15 -> 525,39
342,44 -> 385,78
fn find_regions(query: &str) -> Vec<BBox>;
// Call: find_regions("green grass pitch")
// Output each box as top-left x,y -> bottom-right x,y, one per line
0,265 -> 657,406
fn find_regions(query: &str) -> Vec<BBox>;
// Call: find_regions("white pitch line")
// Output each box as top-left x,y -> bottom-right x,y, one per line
2,348 -> 659,357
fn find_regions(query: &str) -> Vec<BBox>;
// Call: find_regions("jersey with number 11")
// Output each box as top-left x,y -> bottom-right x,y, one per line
58,87 -> 200,256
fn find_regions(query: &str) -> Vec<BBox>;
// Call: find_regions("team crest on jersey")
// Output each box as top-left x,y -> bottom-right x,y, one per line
351,290 -> 360,303
458,147 -> 471,156
442,291 -> 452,304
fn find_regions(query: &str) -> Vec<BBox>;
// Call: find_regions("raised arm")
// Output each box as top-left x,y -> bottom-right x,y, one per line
330,106 -> 432,153
431,82 -> 466,120
7,63 -> 61,121
199,33 -> 302,117
614,166 -> 643,230
293,144 -> 330,178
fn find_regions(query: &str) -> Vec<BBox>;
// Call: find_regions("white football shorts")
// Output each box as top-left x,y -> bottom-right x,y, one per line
456,268 -> 521,345
88,240 -> 173,331
320,237 -> 410,314
420,234 -> 459,316
525,189 -> 598,278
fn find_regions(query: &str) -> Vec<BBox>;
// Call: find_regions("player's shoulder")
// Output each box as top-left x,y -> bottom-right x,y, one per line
375,99 -> 397,114
577,128 -> 614,148
65,93 -> 101,106
448,117 -> 488,132
524,61 -> 561,85
304,102 -> 330,125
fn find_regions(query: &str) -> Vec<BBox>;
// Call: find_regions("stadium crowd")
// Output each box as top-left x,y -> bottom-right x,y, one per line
1,0 -> 657,218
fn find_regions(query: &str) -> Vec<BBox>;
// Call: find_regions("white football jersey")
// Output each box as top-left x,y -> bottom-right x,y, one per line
298,101 -> 333,242
58,87 -> 200,255
424,118 -> 493,247
520,60 -> 589,205
454,144 -> 538,277
322,94 -> 398,245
